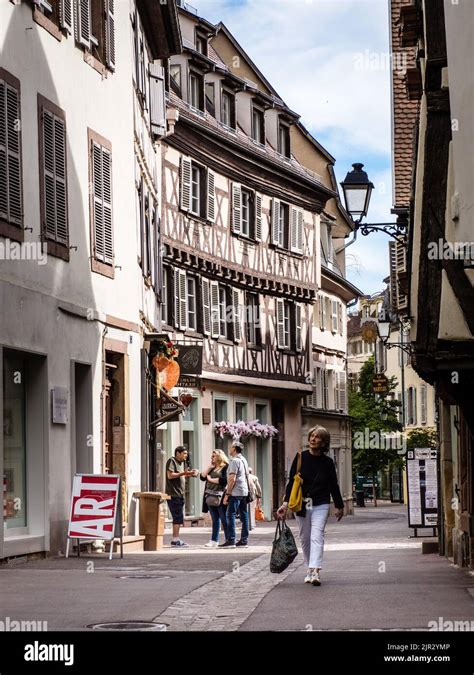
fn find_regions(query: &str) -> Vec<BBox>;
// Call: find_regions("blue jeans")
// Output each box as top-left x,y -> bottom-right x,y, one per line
209,504 -> 228,542
226,496 -> 249,543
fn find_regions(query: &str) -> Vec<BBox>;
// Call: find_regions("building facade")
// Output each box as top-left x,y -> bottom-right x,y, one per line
0,0 -> 181,559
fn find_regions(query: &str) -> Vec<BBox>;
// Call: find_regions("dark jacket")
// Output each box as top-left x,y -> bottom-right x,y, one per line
284,450 -> 344,516
200,464 -> 228,513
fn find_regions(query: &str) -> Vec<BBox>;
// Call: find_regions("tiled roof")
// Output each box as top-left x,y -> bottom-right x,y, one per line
347,313 -> 362,337
390,0 -> 419,208
167,92 -> 325,188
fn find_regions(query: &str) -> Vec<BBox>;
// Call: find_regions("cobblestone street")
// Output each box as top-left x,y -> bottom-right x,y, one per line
1,504 -> 473,632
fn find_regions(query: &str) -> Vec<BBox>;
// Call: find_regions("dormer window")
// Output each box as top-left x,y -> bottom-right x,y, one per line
221,89 -> 236,129
195,30 -> 208,56
251,105 -> 265,145
189,70 -> 204,111
170,64 -> 182,97
278,120 -> 291,158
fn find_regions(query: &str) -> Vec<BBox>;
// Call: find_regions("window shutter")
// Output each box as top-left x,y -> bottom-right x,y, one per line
92,142 -> 105,261
254,193 -> 262,241
179,269 -> 187,330
155,207 -> 162,300
180,156 -> 192,211
421,384 -> 427,425
1,82 -> 22,226
149,62 -> 166,136
0,80 -> 6,221
59,0 -> 73,34
42,109 -> 68,244
173,268 -> 180,329
75,0 -> 91,49
102,148 -> 113,264
337,302 -> 343,334
290,206 -> 298,252
295,303 -> 302,351
325,297 -> 331,330
413,387 -> 417,426
202,277 -> 211,335
232,288 -> 241,342
104,0 -> 115,70
231,182 -> 241,233
210,281 -> 220,338
271,198 -> 280,245
207,169 -> 216,223
276,298 -> 285,349
331,299 -> 338,332
297,209 -> 304,253
323,370 -> 328,409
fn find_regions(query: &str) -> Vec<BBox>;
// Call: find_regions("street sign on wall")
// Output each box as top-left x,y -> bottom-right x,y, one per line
406,448 -> 438,530
66,474 -> 121,559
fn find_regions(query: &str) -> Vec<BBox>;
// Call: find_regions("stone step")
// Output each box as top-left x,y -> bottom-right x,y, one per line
112,535 -> 145,553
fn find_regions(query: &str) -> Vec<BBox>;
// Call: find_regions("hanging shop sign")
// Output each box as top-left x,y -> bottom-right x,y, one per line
176,345 -> 203,375
372,374 -> 389,394
66,474 -> 122,560
406,447 -> 438,533
177,374 -> 201,389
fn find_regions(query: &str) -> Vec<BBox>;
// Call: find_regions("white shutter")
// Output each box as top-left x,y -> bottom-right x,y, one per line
210,281 -> 220,338
337,302 -> 343,334
323,369 -> 328,410
174,268 -> 180,328
297,209 -> 304,253
295,303 -> 302,351
202,277 -> 211,335
149,62 -> 166,136
290,206 -> 298,252
59,0 -> 73,34
316,368 -> 322,408
232,288 -> 241,342
334,371 -> 339,411
207,169 -> 216,223
331,299 -> 338,332
75,0 -> 91,49
276,298 -> 285,349
180,156 -> 192,211
254,193 -> 262,241
179,269 -> 187,330
339,371 -> 347,413
413,387 -> 417,426
105,0 -> 115,70
231,182 -> 241,233
271,198 -> 280,245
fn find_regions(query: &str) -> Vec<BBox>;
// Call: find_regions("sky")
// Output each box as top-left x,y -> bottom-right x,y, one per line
191,0 -> 394,296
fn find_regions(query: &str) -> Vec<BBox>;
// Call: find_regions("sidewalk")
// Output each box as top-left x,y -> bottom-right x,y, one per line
0,504 -> 473,632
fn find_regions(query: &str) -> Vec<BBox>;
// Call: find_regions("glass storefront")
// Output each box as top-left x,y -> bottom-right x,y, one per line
3,351 -> 27,531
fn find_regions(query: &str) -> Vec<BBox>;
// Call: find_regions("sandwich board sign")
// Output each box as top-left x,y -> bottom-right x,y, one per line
406,448 -> 438,537
66,474 -> 122,560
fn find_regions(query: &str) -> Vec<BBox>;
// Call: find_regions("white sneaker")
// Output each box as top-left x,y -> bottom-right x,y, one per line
204,540 -> 218,548
311,569 -> 321,586
304,568 -> 314,583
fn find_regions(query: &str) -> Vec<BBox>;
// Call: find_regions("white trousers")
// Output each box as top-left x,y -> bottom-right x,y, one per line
296,503 -> 330,569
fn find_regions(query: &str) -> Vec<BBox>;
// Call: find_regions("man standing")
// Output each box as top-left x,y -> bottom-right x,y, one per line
166,446 -> 198,547
220,441 -> 250,548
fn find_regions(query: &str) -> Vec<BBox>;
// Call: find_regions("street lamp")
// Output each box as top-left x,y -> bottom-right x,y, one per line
377,310 -> 413,355
340,163 -> 408,245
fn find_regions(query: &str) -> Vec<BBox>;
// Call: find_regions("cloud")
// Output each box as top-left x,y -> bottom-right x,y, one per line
192,0 -> 393,293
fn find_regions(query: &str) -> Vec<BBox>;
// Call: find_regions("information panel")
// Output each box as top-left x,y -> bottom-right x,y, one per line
406,447 -> 438,529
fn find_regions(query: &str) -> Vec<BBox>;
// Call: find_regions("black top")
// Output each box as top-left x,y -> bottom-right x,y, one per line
284,450 -> 344,515
199,464 -> 228,513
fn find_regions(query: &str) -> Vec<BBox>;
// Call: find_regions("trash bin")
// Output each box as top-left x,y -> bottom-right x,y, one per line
135,492 -> 170,551
355,490 -> 365,507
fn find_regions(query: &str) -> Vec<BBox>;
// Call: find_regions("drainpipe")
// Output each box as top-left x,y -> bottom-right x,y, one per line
335,228 -> 358,253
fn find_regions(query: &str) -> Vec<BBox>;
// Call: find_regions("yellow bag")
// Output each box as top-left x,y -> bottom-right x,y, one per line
288,451 -> 303,512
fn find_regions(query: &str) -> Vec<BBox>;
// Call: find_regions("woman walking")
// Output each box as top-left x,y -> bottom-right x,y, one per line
199,450 -> 229,548
277,426 -> 344,585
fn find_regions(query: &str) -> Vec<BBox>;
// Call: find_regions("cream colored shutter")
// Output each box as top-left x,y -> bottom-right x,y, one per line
207,169 -> 216,222
60,0 -> 73,34
105,0 -> 116,70
232,288 -> 241,342
271,198 -> 280,245
180,156 -> 192,211
295,303 -> 302,351
276,298 -> 285,348
231,182 -> 241,233
297,209 -> 304,253
202,277 -> 211,335
254,193 -> 262,241
75,0 -> 91,49
210,281 -> 220,338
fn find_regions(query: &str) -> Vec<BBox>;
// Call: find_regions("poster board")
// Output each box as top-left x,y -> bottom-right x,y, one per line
66,474 -> 122,559
406,448 -> 438,530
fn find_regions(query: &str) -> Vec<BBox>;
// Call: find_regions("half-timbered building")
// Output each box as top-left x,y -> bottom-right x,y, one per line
154,4 -> 357,518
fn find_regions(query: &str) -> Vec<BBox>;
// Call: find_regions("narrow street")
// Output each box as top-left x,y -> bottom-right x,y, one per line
1,504 -> 473,632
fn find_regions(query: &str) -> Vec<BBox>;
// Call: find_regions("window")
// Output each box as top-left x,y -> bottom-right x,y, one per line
170,64 -> 182,97
276,299 -> 292,349
219,286 -> 227,338
407,386 -> 417,425
246,293 -> 261,346
0,69 -> 23,235
89,129 -> 114,276
33,0 -> 73,38
230,184 -> 261,240
76,0 -> 115,72
161,266 -> 170,325
205,82 -> 215,116
189,71 -> 204,111
278,202 -> 289,247
278,120 -> 291,158
221,89 -> 235,129
241,189 -> 251,237
214,398 -> 229,451
251,105 -> 265,144
38,95 -> 68,257
180,158 -> 214,220
271,199 -> 301,252
187,275 -> 197,331
236,401 -> 248,422
195,31 -> 208,56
